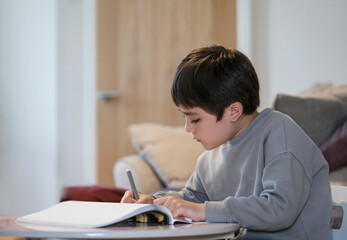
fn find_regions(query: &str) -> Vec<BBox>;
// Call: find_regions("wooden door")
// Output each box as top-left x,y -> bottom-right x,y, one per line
96,0 -> 236,186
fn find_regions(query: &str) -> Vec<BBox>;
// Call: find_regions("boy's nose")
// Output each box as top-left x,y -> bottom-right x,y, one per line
185,121 -> 193,133
184,120 -> 192,132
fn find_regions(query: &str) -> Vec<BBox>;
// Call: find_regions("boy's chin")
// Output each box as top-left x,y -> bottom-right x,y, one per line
201,143 -> 217,151
201,141 -> 228,150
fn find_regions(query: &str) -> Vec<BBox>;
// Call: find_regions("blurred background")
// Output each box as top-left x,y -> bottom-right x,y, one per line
0,0 -> 346,216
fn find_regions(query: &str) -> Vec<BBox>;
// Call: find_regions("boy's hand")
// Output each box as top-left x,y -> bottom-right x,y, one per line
121,190 -> 154,204
154,196 -> 206,222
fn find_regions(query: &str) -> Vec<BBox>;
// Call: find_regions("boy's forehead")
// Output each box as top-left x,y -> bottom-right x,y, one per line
178,106 -> 200,115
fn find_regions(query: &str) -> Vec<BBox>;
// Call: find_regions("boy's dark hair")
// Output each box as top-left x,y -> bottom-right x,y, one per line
171,45 -> 260,121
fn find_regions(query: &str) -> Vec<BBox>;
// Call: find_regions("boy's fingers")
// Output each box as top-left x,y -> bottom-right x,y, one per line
153,197 -> 168,205
122,197 -> 136,203
121,190 -> 136,203
125,198 -> 137,203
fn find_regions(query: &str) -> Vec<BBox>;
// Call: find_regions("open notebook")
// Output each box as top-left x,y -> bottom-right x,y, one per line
16,201 -> 191,228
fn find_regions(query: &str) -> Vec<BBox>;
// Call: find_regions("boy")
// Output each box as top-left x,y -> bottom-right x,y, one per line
121,45 -> 332,239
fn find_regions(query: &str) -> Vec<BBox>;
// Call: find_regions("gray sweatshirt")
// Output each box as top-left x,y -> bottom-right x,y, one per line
154,108 -> 332,240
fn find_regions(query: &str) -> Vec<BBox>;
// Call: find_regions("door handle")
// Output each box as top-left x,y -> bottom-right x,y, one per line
97,91 -> 120,103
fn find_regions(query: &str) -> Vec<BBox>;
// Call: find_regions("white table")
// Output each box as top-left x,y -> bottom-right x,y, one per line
0,217 -> 240,240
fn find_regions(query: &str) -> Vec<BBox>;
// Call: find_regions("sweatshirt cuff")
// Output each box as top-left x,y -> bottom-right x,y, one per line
205,201 -> 229,222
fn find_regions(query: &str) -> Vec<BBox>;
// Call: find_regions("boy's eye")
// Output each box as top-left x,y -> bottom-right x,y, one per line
191,119 -> 200,124
181,114 -> 199,124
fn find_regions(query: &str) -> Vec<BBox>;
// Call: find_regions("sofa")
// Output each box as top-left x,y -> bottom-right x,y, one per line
114,84 -> 347,193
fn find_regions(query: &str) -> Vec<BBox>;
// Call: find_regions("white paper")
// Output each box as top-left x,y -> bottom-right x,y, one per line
17,201 -> 178,228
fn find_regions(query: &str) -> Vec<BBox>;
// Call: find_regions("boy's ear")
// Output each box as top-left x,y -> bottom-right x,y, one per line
227,102 -> 243,122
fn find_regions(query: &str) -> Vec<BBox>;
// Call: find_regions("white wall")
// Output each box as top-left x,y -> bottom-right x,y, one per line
0,0 -> 58,215
0,0 -> 96,216
238,0 -> 347,110
57,0 -> 96,192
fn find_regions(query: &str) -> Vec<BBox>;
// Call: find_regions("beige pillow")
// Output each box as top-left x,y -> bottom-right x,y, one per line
128,123 -> 204,189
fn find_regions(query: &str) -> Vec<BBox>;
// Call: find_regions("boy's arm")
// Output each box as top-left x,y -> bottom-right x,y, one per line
153,169 -> 209,203
154,196 -> 206,221
152,170 -> 208,222
205,152 -> 311,230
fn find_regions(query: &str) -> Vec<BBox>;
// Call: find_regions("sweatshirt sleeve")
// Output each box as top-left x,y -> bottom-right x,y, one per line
153,169 -> 209,203
205,152 -> 311,231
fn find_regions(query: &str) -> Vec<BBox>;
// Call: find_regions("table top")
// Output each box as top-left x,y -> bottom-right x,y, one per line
0,217 -> 240,239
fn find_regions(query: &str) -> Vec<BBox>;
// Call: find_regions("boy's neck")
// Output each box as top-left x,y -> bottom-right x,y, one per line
232,111 -> 259,139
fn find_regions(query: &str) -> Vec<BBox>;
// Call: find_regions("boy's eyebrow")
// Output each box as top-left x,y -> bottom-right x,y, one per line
179,109 -> 198,116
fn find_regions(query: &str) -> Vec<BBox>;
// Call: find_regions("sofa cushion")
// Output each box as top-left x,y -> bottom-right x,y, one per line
319,120 -> 347,172
272,85 -> 347,146
113,155 -> 163,194
60,185 -> 126,202
323,135 -> 347,172
128,123 -> 204,189
320,119 -> 347,152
